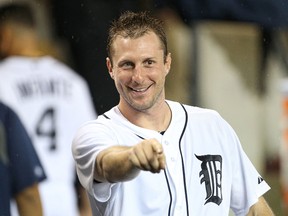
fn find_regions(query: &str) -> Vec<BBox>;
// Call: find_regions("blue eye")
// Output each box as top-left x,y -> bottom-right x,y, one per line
120,62 -> 134,69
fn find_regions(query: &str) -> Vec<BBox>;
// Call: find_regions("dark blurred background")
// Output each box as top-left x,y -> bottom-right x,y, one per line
1,0 -> 288,214
48,0 -> 288,114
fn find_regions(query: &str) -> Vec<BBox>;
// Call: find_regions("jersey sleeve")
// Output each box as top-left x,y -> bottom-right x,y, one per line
4,103 -> 46,195
72,119 -> 116,202
219,117 -> 270,215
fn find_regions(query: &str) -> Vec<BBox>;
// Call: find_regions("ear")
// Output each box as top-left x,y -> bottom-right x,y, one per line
106,57 -> 114,79
164,53 -> 172,75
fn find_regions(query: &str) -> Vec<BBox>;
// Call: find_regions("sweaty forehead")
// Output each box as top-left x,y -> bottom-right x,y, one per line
111,32 -> 162,53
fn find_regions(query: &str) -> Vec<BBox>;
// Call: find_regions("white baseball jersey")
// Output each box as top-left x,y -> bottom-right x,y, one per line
0,56 -> 97,216
72,100 -> 270,216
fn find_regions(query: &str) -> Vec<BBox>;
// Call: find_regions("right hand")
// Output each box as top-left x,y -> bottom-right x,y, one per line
129,138 -> 166,173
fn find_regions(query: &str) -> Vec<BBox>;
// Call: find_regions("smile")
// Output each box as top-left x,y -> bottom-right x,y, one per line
132,87 -> 148,92
130,84 -> 152,93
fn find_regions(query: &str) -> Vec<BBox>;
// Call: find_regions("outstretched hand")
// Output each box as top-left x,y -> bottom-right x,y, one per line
129,138 -> 166,173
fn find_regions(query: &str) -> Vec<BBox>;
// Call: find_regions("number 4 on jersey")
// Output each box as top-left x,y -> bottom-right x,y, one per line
36,107 -> 57,151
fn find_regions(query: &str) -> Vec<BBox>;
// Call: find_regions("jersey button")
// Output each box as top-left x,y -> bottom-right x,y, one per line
171,157 -> 176,162
164,140 -> 169,145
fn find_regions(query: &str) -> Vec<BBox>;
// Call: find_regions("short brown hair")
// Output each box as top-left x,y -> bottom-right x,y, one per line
107,11 -> 168,62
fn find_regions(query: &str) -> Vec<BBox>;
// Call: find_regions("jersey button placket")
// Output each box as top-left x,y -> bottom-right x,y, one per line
162,139 -> 173,167
162,140 -> 176,164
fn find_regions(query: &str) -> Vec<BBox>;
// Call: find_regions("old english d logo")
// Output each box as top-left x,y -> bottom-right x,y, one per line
195,154 -> 223,205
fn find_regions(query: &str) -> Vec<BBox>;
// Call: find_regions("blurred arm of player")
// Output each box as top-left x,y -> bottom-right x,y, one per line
247,196 -> 274,216
15,183 -> 43,216
95,138 -> 166,183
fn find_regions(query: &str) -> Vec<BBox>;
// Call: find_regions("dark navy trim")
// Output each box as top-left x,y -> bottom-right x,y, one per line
135,134 -> 145,140
164,169 -> 172,216
103,114 -> 110,119
179,103 -> 189,216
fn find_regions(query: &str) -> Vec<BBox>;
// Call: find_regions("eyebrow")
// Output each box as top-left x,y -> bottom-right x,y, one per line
118,56 -> 156,64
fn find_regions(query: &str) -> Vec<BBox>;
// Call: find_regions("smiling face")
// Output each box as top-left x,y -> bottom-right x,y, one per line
107,31 -> 171,113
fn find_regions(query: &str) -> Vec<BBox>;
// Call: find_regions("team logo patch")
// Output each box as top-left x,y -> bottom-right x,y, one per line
195,154 -> 223,206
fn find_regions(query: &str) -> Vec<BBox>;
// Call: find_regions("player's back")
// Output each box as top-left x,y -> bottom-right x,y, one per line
0,56 -> 97,216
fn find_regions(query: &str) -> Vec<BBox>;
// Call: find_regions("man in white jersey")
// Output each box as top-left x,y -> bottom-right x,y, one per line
0,3 -> 97,216
72,11 -> 274,215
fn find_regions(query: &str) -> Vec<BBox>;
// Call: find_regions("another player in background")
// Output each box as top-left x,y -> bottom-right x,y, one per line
72,11 -> 274,215
0,3 -> 97,216
0,102 -> 46,216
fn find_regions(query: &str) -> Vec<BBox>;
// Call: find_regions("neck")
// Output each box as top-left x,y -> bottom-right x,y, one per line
11,38 -> 44,57
7,27 -> 45,57
118,100 -> 171,132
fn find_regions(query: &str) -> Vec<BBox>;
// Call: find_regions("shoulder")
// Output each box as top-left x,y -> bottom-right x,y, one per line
73,108 -> 117,138
0,102 -> 18,125
0,103 -> 46,183
167,100 -> 235,136
167,100 -> 222,121
0,102 -> 9,117
42,57 -> 81,76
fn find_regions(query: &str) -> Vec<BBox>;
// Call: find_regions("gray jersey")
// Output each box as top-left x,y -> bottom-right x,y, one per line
0,56 -> 97,216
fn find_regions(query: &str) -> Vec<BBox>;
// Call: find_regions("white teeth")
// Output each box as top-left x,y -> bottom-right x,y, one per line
133,88 -> 146,92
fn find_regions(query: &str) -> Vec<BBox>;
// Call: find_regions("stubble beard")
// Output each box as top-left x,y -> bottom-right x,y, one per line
125,87 -> 164,112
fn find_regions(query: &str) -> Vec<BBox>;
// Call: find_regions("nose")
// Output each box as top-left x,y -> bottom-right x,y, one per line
132,66 -> 144,83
